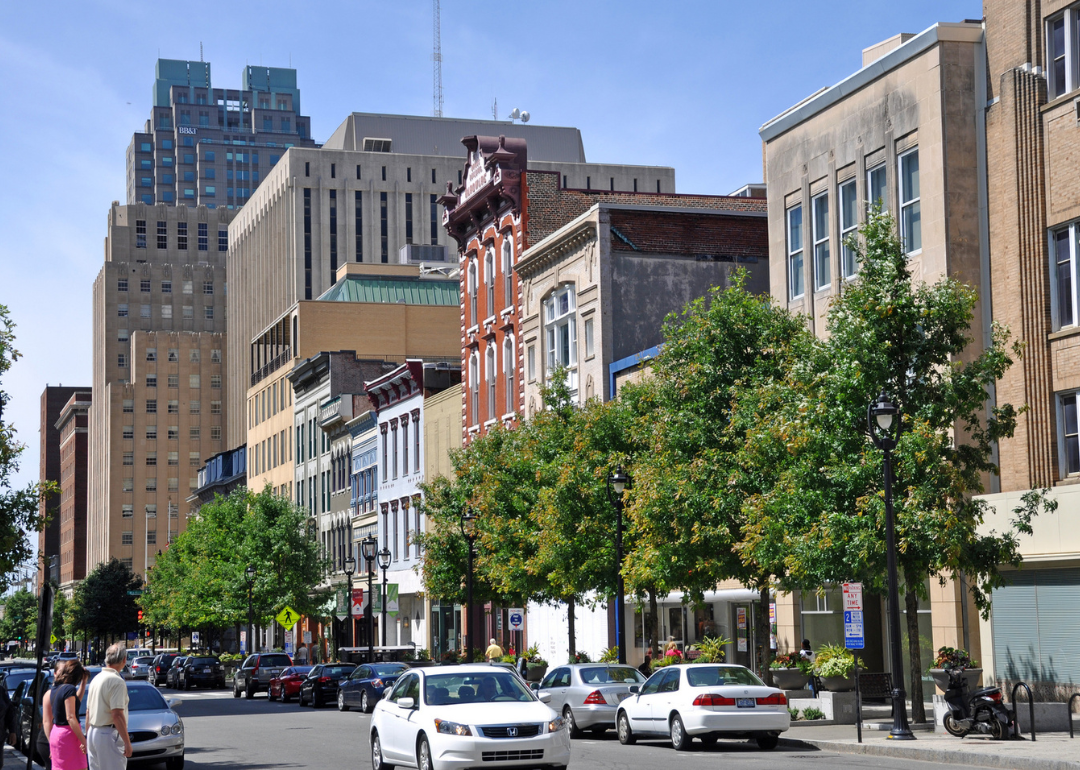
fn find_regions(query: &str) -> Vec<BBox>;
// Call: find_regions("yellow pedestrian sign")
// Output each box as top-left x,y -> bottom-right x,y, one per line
276,606 -> 300,628
50,633 -> 57,645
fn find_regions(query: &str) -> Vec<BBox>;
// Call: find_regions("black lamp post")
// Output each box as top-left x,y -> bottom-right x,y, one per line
606,467 -> 630,665
245,565 -> 256,656
868,391 -> 915,741
459,509 -> 478,663
344,553 -> 356,650
377,547 -> 392,648
362,536 -> 377,662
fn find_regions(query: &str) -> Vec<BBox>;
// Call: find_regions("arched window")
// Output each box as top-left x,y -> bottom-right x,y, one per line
485,345 -> 497,420
543,284 -> 578,397
469,352 -> 480,424
484,247 -> 495,316
467,261 -> 478,326
503,335 -> 515,414
502,237 -> 513,308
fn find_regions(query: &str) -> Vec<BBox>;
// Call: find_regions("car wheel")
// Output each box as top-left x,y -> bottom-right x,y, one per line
298,690 -> 306,707
245,682 -> 255,699
564,707 -> 583,739
313,692 -> 323,708
372,731 -> 394,770
282,691 -> 292,703
756,734 -> 779,751
417,735 -> 433,770
670,713 -> 691,751
338,690 -> 349,712
362,690 -> 371,713
617,711 -> 636,745
268,686 -> 276,702
233,680 -> 241,698
165,752 -> 185,770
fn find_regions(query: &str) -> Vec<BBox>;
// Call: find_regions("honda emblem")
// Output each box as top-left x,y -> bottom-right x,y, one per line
507,727 -> 519,737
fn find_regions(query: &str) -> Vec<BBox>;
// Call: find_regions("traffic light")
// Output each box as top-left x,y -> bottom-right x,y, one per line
138,610 -> 143,622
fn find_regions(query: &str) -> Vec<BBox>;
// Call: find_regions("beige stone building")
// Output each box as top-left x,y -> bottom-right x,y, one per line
89,202 -> 232,578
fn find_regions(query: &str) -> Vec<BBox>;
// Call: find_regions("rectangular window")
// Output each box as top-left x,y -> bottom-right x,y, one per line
122,505 -> 133,518
146,347 -> 156,362
218,229 -> 227,251
140,279 -> 151,293
380,192 -> 388,262
1047,11 -> 1076,99
203,281 -> 213,295
146,399 -> 157,414
382,429 -> 389,482
161,280 -> 171,293
123,399 -> 134,413
402,422 -> 409,473
168,425 -> 179,440
118,352 -> 128,367
190,452 -> 200,467
147,374 -> 157,388
177,221 -> 188,250
204,306 -> 214,320
123,452 -> 133,466
161,305 -> 172,319
157,220 -> 167,249
812,193 -> 830,291
146,425 -> 157,440
190,374 -> 201,389
899,148 -> 921,254
118,329 -> 129,342
1060,391 -> 1080,475
145,477 -> 157,491
147,530 -> 157,545
868,164 -> 887,212
405,193 -> 413,244
840,179 -> 858,279
168,348 -> 179,362
168,451 -> 178,466
198,222 -> 208,251
122,532 -> 133,546
527,345 -> 535,382
787,205 -> 805,300
355,191 -> 363,261
304,188 -> 312,299
168,374 -> 179,388
190,427 -> 200,440
189,400 -> 200,414
1053,224 -> 1079,329
329,189 -> 338,278
118,277 -> 129,293
146,452 -> 157,466
210,349 -> 221,363
584,318 -> 595,358
140,304 -> 151,318
117,303 -> 128,318
122,424 -> 134,440
430,194 -> 439,245
210,426 -> 222,441
168,400 -> 178,414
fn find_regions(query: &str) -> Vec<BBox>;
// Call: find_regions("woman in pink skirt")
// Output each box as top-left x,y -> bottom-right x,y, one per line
47,659 -> 89,770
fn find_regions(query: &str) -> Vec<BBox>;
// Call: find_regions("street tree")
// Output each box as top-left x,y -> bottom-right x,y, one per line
70,558 -> 142,642
0,587 -> 37,647
737,211 -> 1053,720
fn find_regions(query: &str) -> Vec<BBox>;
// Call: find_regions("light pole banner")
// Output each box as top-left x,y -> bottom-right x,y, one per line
351,589 -> 365,617
373,584 -> 399,616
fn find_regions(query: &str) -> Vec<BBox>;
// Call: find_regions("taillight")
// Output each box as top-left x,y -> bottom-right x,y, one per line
318,676 -> 332,683
757,694 -> 787,706
693,694 -> 736,706
990,692 -> 1003,703
371,678 -> 383,688
583,690 -> 606,705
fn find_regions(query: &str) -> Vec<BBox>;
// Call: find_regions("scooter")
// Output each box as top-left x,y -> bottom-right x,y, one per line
941,666 -> 1014,739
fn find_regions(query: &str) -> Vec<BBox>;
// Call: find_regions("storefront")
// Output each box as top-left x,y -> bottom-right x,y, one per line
430,601 -> 461,661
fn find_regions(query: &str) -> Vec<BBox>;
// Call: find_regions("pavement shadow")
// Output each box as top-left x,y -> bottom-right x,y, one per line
180,746 -> 308,769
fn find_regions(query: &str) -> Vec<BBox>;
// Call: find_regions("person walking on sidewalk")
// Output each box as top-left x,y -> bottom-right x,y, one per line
485,639 -> 503,662
46,660 -> 90,769
85,644 -> 132,770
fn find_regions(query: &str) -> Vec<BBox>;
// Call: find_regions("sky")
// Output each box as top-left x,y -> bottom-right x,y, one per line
0,0 -> 981,499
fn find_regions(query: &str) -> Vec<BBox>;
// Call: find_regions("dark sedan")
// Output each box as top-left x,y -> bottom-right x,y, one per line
336,662 -> 407,713
165,656 -> 188,688
177,655 -> 226,690
268,666 -> 313,702
150,653 -> 180,687
297,663 -> 355,708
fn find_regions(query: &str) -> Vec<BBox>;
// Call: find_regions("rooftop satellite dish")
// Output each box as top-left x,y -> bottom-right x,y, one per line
520,111 -> 530,123
508,108 -> 521,120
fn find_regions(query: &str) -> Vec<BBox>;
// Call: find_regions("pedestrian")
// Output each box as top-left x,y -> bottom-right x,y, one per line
799,639 -> 816,695
0,675 -> 15,748
638,651 -> 652,677
296,645 -> 308,664
47,659 -> 89,769
484,638 -> 503,662
85,643 -> 132,770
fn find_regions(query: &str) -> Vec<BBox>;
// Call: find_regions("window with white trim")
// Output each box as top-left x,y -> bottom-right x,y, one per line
486,345 -> 496,420
812,193 -> 830,291
1048,8 -> 1079,99
1052,222 -> 1080,329
502,238 -> 513,307
1059,390 -> 1080,476
484,248 -> 495,315
787,205 -> 804,300
840,179 -> 858,279
867,163 -> 887,212
467,261 -> 478,327
469,352 -> 480,425
504,336 -> 515,414
527,345 -> 536,382
544,285 -> 578,395
899,148 -> 921,254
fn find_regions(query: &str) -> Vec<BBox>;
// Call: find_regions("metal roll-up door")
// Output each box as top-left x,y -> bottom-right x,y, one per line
991,567 -> 1080,687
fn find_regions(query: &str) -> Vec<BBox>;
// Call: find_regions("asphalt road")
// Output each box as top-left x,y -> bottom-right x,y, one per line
152,688 -> 987,770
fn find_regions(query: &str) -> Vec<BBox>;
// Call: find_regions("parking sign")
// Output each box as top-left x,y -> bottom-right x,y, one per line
508,608 -> 525,631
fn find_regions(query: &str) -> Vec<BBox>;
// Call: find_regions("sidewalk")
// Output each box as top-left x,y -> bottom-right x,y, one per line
3,745 -> 43,770
782,723 -> 1080,770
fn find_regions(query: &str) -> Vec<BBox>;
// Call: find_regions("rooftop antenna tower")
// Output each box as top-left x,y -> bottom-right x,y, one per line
433,0 -> 444,117
200,42 -> 204,62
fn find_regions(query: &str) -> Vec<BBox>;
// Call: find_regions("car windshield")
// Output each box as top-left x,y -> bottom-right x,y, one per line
577,666 -> 646,684
134,657 -> 155,665
188,657 -> 218,665
685,666 -> 765,688
128,686 -> 169,711
260,654 -> 291,667
321,665 -> 355,677
371,664 -> 406,677
425,671 -> 534,705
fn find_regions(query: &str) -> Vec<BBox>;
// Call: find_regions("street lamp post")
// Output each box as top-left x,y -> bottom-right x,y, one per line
606,467 -> 630,665
459,510 -> 478,663
362,536 -> 377,663
344,553 -> 356,650
377,547 -> 392,649
245,565 -> 256,656
868,391 -> 915,741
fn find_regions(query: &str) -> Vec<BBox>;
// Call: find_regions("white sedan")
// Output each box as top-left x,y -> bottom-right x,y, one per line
370,664 -> 571,770
615,664 -> 789,751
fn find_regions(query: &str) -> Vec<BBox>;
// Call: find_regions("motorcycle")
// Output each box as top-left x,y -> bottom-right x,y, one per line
941,666 -> 1014,739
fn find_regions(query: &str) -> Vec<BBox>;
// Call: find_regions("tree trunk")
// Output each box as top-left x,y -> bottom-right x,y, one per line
758,585 -> 773,685
904,587 -> 926,723
648,590 -> 659,659
567,596 -> 576,662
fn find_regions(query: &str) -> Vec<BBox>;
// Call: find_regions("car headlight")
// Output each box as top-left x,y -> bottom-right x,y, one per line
171,720 -> 183,735
160,726 -> 170,736
547,716 -> 565,733
434,719 -> 472,736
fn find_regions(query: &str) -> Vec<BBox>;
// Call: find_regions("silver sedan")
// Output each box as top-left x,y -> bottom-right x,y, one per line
536,663 -> 647,737
80,682 -> 185,770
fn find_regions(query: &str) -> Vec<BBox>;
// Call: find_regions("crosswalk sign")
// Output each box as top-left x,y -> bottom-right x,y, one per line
50,633 -> 57,645
276,606 -> 300,628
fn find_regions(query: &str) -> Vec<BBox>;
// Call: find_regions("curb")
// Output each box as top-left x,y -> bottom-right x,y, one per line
779,736 -> 1080,770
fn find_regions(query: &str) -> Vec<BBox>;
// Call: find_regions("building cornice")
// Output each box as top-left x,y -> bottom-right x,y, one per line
516,218 -> 598,279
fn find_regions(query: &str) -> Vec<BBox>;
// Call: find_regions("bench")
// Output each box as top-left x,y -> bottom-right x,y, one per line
857,672 -> 893,703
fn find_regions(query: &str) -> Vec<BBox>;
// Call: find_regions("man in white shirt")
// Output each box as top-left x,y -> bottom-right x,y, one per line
85,643 -> 132,769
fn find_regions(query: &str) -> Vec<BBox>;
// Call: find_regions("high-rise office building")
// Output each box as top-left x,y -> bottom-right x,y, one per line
38,385 -> 88,590
126,59 -> 317,210
55,390 -> 93,592
88,202 -> 232,578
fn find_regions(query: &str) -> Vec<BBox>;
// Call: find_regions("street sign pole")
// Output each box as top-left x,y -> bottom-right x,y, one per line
843,583 -> 865,744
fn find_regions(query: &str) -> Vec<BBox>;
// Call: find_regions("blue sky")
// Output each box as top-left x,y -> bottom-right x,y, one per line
0,0 -> 980,496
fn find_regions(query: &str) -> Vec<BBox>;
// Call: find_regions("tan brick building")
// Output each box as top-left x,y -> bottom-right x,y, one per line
55,391 -> 92,593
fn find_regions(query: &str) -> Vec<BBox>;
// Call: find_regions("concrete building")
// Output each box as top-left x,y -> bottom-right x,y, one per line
346,407 -> 379,649
126,59 -> 316,209
188,445 -> 247,511
53,390 -> 92,593
225,113 -> 675,450
88,202 -> 232,578
38,386 -> 86,590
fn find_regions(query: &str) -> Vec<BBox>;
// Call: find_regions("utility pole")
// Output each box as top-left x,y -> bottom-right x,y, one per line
432,0 -> 443,117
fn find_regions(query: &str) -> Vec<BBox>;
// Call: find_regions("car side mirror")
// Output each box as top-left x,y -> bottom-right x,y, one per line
166,698 -> 179,709
397,697 -> 415,709
628,685 -> 640,694
537,692 -> 552,703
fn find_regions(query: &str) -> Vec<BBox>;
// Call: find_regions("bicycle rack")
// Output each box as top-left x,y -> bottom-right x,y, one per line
1011,681 -> 1035,741
1069,693 -> 1079,739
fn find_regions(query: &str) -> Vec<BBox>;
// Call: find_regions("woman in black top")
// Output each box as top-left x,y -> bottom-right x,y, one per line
46,660 -> 88,769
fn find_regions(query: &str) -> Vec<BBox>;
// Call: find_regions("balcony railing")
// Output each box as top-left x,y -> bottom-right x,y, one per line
250,346 -> 291,387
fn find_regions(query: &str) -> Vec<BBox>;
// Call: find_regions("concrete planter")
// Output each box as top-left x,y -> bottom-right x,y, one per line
929,668 -> 982,694
1015,702 -> 1072,733
771,668 -> 810,690
526,663 -> 548,682
406,660 -> 436,668
820,674 -> 856,692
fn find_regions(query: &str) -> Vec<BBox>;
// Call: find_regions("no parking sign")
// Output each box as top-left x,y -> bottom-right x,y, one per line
508,608 -> 525,631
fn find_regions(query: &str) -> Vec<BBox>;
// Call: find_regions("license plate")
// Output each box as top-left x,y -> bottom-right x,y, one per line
203,667 -> 212,673
736,698 -> 756,709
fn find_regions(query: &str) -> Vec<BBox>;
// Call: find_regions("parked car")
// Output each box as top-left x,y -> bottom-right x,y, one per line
57,652 -> 80,662
537,663 -> 647,737
78,681 -> 185,770
150,653 -> 181,686
370,664 -> 570,770
177,655 -> 226,690
298,663 -> 356,708
232,653 -> 292,699
12,671 -> 53,756
337,662 -> 408,713
615,664 -> 789,751
125,647 -> 155,667
165,656 -> 188,688
128,655 -> 155,681
268,666 -> 313,702
2,667 -> 36,697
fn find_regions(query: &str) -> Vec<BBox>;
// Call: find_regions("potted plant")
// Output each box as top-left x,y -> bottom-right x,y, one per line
814,643 -> 858,691
408,648 -> 435,668
928,646 -> 982,693
691,635 -> 731,664
525,644 -> 548,682
770,652 -> 812,690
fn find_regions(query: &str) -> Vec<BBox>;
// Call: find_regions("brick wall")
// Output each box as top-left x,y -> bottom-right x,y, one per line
607,210 -> 769,260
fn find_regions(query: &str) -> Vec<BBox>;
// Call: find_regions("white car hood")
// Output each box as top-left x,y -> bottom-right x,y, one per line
423,700 -> 557,726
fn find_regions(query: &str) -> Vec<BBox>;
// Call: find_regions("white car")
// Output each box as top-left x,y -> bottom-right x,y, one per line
615,664 -> 789,751
370,664 -> 571,770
